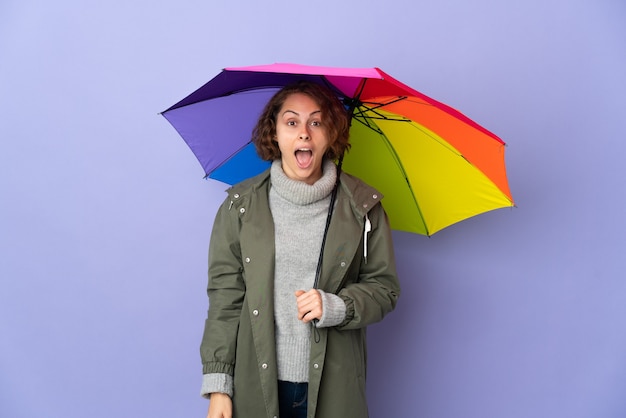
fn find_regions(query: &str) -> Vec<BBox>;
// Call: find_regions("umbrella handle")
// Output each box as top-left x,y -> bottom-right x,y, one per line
311,155 -> 344,343
313,155 -> 343,289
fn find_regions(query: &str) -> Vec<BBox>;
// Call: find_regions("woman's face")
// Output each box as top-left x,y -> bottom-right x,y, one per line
274,93 -> 331,185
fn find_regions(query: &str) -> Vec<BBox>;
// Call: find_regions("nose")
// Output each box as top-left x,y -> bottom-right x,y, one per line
299,127 -> 310,141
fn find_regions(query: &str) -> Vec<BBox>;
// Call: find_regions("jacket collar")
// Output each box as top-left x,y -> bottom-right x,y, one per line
226,165 -> 383,216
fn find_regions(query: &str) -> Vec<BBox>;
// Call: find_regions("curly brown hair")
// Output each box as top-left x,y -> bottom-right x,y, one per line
252,81 -> 351,161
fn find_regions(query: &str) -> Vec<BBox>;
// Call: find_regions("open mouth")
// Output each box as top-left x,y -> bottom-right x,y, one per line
295,149 -> 313,168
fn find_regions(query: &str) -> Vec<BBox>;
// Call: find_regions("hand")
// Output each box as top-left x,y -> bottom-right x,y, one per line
207,393 -> 232,418
295,289 -> 323,323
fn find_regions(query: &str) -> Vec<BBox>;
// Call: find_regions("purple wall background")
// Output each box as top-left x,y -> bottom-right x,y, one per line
1,1 -> 625,417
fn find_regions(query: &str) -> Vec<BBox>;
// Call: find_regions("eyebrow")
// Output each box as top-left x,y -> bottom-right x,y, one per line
281,109 -> 322,117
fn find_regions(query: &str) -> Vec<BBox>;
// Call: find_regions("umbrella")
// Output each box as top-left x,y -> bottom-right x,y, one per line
162,63 -> 514,235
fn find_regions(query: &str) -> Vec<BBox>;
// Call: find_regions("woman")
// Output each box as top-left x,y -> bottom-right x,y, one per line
201,81 -> 400,418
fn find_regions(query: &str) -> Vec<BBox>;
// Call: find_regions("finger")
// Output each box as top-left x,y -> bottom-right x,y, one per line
297,301 -> 312,320
301,307 -> 322,323
296,289 -> 319,301
296,293 -> 317,313
300,310 -> 317,323
297,294 -> 322,322
295,290 -> 313,312
297,300 -> 314,321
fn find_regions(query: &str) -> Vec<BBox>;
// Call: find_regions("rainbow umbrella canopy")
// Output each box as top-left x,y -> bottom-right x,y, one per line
162,63 -> 514,235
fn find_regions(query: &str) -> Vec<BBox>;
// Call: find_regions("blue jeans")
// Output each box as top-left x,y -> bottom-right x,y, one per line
278,380 -> 308,418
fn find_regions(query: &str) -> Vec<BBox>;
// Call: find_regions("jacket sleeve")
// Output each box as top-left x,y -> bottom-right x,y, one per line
336,203 -> 400,330
200,195 -> 245,377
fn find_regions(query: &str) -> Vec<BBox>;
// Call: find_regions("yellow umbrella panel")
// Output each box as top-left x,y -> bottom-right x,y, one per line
342,108 -> 514,236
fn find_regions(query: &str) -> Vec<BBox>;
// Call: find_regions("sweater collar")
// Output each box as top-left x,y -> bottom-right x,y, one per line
270,159 -> 337,205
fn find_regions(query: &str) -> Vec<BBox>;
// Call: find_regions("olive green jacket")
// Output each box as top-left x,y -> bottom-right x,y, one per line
200,167 -> 400,418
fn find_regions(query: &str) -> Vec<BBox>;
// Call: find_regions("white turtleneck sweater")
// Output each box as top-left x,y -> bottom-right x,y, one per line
269,159 -> 347,383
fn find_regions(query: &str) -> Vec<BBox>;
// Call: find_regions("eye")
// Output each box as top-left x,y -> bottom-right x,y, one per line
310,120 -> 321,127
286,120 -> 296,126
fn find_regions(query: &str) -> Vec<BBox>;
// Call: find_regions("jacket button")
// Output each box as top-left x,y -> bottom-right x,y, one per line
245,257 -> 251,263
313,363 -> 319,369
363,203 -> 368,208
233,193 -> 240,199
239,207 -> 246,214
372,194 -> 378,199
340,261 -> 346,267
252,309 -> 259,316
261,363 -> 268,369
